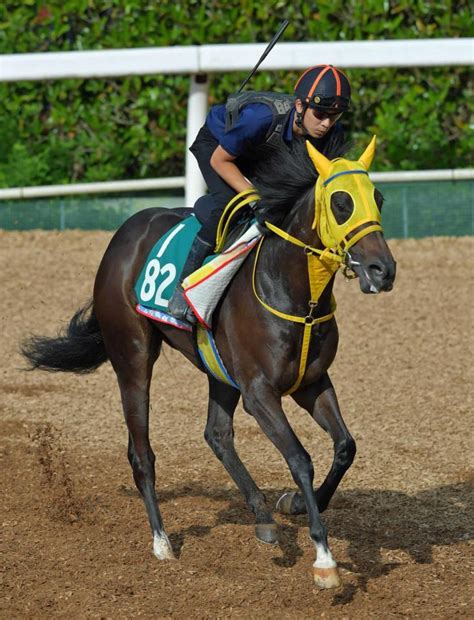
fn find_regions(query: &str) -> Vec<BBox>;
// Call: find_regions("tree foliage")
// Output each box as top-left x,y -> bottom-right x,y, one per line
0,1 -> 472,187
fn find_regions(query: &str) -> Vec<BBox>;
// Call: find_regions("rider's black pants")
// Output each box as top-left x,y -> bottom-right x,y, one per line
189,125 -> 237,245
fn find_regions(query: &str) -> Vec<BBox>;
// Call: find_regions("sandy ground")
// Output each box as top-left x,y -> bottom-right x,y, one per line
1,231 -> 473,619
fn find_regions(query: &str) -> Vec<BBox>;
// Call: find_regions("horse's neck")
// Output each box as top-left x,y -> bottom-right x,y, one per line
258,190 -> 334,316
284,189 -> 323,247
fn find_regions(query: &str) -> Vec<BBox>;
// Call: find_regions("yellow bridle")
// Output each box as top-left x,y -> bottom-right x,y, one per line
252,136 -> 384,395
252,228 -> 339,396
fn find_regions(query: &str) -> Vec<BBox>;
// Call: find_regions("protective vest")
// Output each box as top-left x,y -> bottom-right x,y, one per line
225,91 -> 295,149
224,90 -> 343,189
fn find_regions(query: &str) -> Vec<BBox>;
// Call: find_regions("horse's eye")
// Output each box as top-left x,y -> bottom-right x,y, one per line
331,191 -> 354,225
374,188 -> 384,211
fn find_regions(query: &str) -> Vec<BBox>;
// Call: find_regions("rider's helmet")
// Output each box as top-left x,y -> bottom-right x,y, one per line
294,65 -> 351,112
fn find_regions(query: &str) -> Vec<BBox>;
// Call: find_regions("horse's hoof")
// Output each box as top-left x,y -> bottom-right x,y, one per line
313,566 -> 341,589
276,491 -> 306,515
255,523 -> 278,545
153,533 -> 176,560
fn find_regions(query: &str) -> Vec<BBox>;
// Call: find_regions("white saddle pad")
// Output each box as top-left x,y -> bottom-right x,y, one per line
182,224 -> 262,328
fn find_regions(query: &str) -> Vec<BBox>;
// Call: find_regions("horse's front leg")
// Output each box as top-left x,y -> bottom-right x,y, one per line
278,373 -> 356,516
204,377 -> 277,544
242,383 -> 341,589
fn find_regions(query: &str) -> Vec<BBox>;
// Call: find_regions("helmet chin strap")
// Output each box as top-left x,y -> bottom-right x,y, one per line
295,104 -> 309,136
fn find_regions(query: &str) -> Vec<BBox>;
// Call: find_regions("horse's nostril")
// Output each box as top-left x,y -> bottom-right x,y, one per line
369,264 -> 385,279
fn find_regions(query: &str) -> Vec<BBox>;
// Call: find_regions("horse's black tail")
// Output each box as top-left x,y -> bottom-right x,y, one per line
21,301 -> 108,374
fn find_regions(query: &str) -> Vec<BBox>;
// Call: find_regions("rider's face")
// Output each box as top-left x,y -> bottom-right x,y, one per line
295,101 -> 342,139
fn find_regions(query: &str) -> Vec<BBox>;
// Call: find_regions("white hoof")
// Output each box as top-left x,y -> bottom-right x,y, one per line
312,542 -> 340,588
153,532 -> 175,560
313,566 -> 342,589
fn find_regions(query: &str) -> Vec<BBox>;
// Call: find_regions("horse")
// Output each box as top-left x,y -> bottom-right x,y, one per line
22,135 -> 396,589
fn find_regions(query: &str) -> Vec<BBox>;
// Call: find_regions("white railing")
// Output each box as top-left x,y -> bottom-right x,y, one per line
2,39 -> 472,80
0,169 -> 473,201
0,177 -> 186,200
1,39 -> 473,205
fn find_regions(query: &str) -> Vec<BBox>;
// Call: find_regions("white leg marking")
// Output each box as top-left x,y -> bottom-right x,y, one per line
153,532 -> 174,560
313,542 -> 337,569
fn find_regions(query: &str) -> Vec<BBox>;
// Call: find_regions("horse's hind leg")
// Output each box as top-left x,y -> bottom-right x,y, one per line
102,319 -> 174,560
278,373 -> 356,516
205,377 -> 277,544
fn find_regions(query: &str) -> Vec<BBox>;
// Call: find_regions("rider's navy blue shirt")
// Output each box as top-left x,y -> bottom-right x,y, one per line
206,103 -> 295,157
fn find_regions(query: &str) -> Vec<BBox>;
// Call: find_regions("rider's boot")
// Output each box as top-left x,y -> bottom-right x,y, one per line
168,234 -> 213,323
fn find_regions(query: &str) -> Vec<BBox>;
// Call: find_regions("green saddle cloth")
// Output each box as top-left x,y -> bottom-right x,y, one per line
134,215 -> 202,312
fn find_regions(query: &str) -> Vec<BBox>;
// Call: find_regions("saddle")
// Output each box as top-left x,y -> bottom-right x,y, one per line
134,190 -> 262,331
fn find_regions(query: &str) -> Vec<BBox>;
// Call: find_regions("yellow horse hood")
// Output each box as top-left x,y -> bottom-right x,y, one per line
306,137 -> 382,252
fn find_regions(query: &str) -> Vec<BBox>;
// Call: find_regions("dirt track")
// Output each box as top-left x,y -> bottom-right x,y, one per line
1,231 -> 473,619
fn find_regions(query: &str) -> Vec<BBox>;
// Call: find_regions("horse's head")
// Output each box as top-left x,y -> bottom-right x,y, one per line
306,137 -> 396,294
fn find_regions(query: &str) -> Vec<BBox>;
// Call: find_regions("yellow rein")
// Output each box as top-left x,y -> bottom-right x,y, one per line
215,188 -> 260,253
212,186 -> 383,396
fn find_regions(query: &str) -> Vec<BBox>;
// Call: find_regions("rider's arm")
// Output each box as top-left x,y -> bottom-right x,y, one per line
210,146 -> 254,193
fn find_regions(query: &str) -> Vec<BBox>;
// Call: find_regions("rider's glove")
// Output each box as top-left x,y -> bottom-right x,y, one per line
249,200 -> 269,236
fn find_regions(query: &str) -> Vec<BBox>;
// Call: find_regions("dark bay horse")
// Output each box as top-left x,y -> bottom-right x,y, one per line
22,136 -> 396,589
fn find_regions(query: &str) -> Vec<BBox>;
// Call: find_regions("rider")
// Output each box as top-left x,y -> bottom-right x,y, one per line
168,64 -> 352,322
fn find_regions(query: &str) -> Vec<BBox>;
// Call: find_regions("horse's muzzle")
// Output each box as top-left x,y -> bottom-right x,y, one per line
345,231 -> 397,294
355,256 -> 397,294
346,246 -> 396,294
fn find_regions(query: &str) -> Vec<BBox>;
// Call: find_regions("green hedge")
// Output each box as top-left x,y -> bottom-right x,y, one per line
0,1 -> 472,188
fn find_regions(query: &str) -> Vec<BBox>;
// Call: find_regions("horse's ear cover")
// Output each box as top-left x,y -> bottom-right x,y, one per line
306,141 -> 332,180
358,135 -> 377,170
